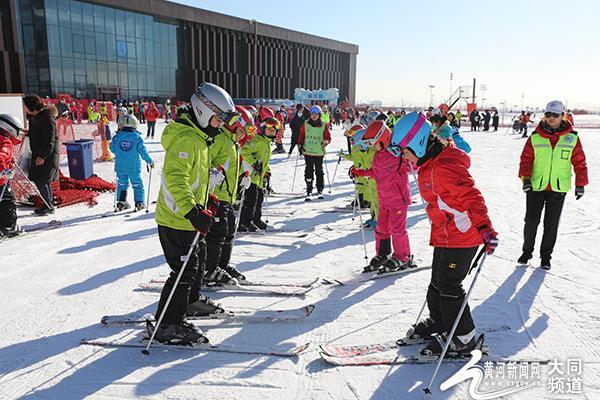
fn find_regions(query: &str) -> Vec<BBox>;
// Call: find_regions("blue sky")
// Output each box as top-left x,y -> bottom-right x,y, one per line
174,0 -> 600,110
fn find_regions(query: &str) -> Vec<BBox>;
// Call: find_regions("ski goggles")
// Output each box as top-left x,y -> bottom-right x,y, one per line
544,112 -> 560,119
262,119 -> 281,130
244,124 -> 257,136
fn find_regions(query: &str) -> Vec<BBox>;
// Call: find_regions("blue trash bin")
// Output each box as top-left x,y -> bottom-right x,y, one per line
64,139 -> 94,180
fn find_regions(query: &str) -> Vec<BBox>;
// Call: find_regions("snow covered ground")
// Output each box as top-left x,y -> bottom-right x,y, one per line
0,120 -> 598,400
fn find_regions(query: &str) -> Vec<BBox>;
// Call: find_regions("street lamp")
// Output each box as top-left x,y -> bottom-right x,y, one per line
428,85 -> 435,108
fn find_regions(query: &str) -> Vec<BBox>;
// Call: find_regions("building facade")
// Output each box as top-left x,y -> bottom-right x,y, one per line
1,0 -> 358,103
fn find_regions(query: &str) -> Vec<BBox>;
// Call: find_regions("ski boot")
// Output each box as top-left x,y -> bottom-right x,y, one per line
420,330 -> 483,358
363,219 -> 377,229
0,224 -> 24,238
363,254 -> 390,273
204,267 -> 238,286
146,320 -> 208,344
114,201 -> 131,212
134,201 -> 145,211
540,258 -> 551,271
404,317 -> 444,342
224,264 -> 246,282
186,295 -> 225,317
305,193 -> 312,202
317,191 -> 324,200
34,206 -> 55,216
516,253 -> 532,268
379,256 -> 412,273
253,219 -> 268,230
237,221 -> 258,233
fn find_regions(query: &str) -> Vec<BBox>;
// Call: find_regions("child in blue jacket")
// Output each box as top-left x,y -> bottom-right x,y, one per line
109,115 -> 154,211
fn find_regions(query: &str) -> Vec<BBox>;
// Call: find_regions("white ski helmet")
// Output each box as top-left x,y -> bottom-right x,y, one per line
121,114 -> 139,130
190,82 -> 237,128
0,113 -> 24,138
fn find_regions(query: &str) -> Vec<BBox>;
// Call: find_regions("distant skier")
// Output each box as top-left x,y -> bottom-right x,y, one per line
109,115 -> 154,211
350,120 -> 413,272
298,105 -> 331,201
399,128 -> 498,357
517,100 -> 588,270
492,110 -> 499,131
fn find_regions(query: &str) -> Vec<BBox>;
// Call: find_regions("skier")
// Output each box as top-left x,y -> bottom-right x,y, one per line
517,100 -> 588,270
0,114 -> 25,238
153,82 -> 239,344
321,104 -> 332,130
288,104 -> 306,158
342,108 -> 358,153
203,106 -> 253,285
455,109 -> 462,128
238,116 -> 278,232
298,105 -> 331,201
350,120 -> 412,272
144,101 -> 160,139
565,109 -> 574,126
342,125 -> 378,225
109,115 -> 154,211
273,106 -> 286,154
398,129 -> 498,357
430,109 -> 471,153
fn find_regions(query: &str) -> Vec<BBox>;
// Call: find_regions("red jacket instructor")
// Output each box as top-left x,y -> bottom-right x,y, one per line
517,100 -> 588,270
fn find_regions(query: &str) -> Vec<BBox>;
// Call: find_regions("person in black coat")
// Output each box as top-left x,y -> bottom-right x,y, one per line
492,110 -> 499,131
288,104 -> 308,158
482,110 -> 491,131
23,95 -> 59,215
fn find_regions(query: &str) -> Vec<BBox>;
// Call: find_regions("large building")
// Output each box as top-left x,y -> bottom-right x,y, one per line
0,0 -> 358,103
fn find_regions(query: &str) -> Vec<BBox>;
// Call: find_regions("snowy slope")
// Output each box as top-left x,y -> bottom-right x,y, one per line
0,120 -> 598,400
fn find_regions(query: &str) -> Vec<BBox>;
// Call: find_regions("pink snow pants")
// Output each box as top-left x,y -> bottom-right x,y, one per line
375,206 -> 411,261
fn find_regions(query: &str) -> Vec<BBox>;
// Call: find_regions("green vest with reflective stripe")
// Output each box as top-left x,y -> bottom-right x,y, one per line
531,133 -> 577,192
303,121 -> 326,156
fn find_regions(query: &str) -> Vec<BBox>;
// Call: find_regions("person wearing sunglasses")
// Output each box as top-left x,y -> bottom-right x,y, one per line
203,105 -> 254,287
517,100 -> 588,270
298,105 -> 331,200
238,117 -> 279,232
152,82 -> 238,345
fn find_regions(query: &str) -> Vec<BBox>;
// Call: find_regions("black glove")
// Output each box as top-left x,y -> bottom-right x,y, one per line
184,205 -> 214,235
575,186 -> 584,200
298,145 -> 304,155
207,193 -> 220,215
263,172 -> 271,190
252,161 -> 263,175
522,178 -> 532,193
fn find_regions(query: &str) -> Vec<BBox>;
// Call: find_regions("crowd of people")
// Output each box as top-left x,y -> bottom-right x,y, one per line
0,85 -> 588,358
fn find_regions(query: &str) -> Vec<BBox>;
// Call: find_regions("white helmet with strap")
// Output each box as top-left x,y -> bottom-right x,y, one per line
0,114 -> 24,138
190,82 -> 237,128
121,114 -> 139,130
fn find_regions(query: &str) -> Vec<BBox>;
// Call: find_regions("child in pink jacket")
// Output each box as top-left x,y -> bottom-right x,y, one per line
351,120 -> 414,272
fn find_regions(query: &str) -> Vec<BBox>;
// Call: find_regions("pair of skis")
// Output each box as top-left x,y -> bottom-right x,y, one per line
84,305 -> 317,357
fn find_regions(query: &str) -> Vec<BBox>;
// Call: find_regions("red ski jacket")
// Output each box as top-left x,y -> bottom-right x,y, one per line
519,120 -> 588,189
0,135 -> 16,186
418,146 -> 495,248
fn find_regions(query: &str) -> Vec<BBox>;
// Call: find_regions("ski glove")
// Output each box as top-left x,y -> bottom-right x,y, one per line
252,161 -> 263,175
207,193 -> 220,215
522,178 -> 532,193
337,149 -> 345,157
1,168 -> 15,179
575,186 -> 584,200
478,225 -> 499,255
240,173 -> 251,190
184,205 -> 214,235
298,145 -> 304,155
348,166 -> 363,179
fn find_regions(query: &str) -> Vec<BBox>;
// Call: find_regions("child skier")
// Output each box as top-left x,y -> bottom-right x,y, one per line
238,116 -> 278,232
342,124 -> 378,227
0,114 -> 24,238
273,106 -> 286,154
298,105 -> 331,201
350,120 -> 412,272
204,106 -> 254,285
109,115 -> 154,211
398,128 -> 498,356
430,110 -> 471,154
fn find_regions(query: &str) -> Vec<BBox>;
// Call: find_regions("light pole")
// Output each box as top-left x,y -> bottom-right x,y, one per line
521,93 -> 525,110
428,85 -> 435,108
449,73 -> 453,104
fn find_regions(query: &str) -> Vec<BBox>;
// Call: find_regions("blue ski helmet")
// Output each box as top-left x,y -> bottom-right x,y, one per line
352,128 -> 368,150
309,105 -> 322,114
390,112 -> 431,157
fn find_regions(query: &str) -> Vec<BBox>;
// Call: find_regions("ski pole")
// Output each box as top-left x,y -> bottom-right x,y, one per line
423,247 -> 488,397
145,164 -> 153,214
353,179 -> 368,261
231,186 -> 246,248
142,231 -> 202,355
291,151 -> 299,192
330,154 -> 342,186
263,186 -> 269,225
0,179 -> 9,203
323,153 -> 332,194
